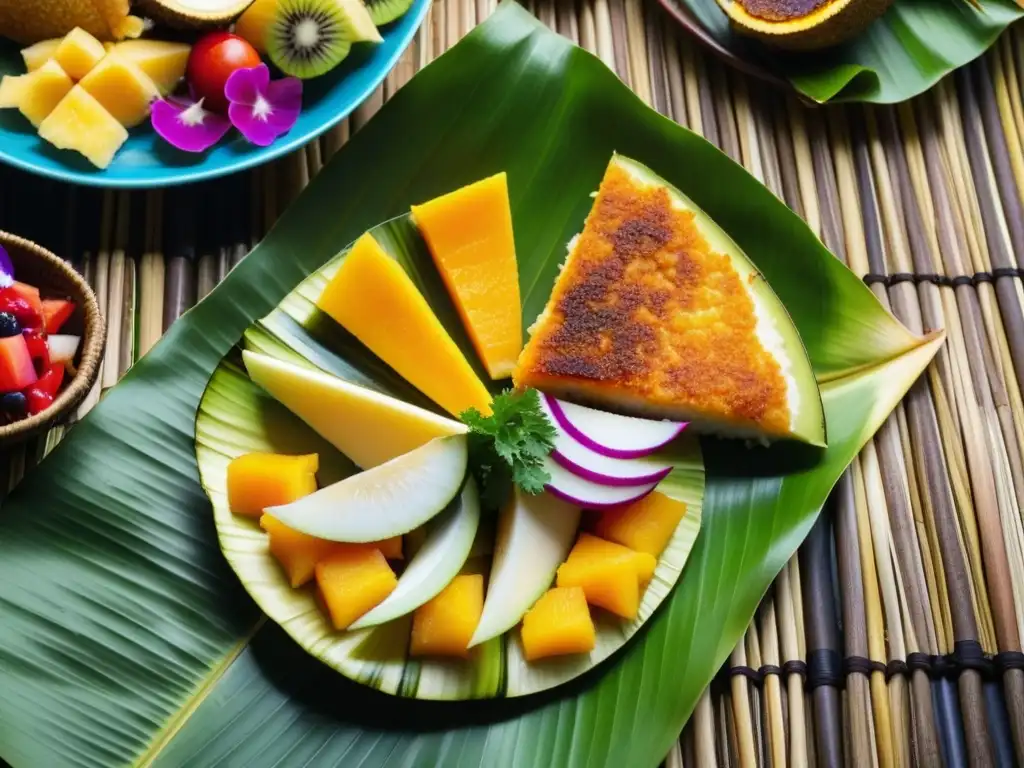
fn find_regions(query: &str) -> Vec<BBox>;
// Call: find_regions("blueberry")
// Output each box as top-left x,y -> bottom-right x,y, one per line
1,391 -> 26,420
0,312 -> 20,338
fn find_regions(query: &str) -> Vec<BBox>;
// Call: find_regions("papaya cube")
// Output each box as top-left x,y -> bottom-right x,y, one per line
593,492 -> 687,558
260,514 -> 340,588
54,28 -> 107,81
316,547 -> 398,630
555,533 -> 656,619
410,574 -> 484,658
373,535 -> 403,560
521,587 -> 596,662
226,452 -> 318,518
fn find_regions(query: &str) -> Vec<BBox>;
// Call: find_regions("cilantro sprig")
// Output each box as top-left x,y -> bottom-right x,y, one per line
459,388 -> 557,509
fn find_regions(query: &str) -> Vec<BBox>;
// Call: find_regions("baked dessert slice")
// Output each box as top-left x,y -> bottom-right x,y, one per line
514,154 -> 825,446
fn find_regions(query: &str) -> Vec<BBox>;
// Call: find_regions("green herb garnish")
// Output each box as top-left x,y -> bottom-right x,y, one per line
459,388 -> 557,509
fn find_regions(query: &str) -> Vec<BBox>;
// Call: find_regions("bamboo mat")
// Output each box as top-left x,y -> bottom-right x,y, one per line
1,3 -> 1024,766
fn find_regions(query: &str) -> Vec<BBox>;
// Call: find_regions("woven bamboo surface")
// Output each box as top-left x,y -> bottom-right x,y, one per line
1,2 -> 1023,766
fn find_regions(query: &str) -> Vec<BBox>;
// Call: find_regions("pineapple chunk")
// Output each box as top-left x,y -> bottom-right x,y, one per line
110,40 -> 190,96
410,574 -> 484,658
260,514 -> 341,588
6,61 -> 74,128
592,491 -> 687,558
555,533 -> 656,619
521,587 -> 596,661
37,87 -> 128,169
316,547 -> 398,630
54,28 -> 107,81
21,39 -> 61,72
0,76 -> 28,109
227,452 -> 319,518
80,54 -> 159,128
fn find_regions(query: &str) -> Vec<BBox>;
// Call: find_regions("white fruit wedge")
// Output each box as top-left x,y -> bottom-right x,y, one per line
350,477 -> 481,629
243,350 -> 467,470
266,435 -> 468,542
469,489 -> 581,647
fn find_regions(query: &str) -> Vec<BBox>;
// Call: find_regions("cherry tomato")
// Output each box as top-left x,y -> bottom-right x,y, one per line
186,32 -> 262,113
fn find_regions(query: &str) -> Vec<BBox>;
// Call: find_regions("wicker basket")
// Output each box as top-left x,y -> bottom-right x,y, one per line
0,231 -> 104,446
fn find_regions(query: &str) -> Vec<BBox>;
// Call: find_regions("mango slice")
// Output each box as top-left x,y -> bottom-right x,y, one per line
411,173 -> 523,380
410,574 -> 484,658
521,587 -> 596,661
109,39 -> 190,95
316,232 -> 492,417
21,39 -> 61,71
226,452 -> 319,518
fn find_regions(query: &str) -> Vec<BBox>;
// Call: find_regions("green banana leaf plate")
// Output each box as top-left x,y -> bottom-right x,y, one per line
0,4 -> 943,767
658,0 -> 1023,103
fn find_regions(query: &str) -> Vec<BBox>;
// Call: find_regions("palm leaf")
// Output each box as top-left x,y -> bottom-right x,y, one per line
0,5 -> 941,766
660,0 -> 1024,103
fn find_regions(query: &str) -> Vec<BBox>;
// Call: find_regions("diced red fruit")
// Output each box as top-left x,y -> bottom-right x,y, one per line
12,283 -> 43,323
25,388 -> 53,416
0,290 -> 41,329
0,335 -> 37,393
34,363 -> 64,398
41,299 -> 75,335
22,329 -> 49,371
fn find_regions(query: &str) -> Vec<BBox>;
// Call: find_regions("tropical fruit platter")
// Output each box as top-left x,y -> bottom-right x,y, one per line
0,0 -> 418,170
195,152 -> 832,698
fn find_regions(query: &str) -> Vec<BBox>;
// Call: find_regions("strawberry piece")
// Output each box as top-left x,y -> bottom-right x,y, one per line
0,335 -> 37,393
34,362 -> 64,398
25,388 -> 53,416
22,329 -> 49,371
41,299 -> 75,335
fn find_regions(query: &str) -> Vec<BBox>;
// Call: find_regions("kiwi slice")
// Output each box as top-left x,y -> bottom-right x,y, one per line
267,0 -> 382,80
364,0 -> 414,26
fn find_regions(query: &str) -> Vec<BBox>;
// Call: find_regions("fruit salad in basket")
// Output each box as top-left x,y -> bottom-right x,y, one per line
0,245 -> 78,424
0,0 -> 415,169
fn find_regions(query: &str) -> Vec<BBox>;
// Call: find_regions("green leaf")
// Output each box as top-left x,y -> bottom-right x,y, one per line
0,5 -> 941,767
662,0 -> 1023,103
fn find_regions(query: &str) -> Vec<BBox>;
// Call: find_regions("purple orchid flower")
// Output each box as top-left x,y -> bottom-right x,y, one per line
151,97 -> 232,153
225,64 -> 302,148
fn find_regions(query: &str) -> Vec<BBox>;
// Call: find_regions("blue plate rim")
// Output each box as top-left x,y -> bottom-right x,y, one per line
0,0 -> 430,190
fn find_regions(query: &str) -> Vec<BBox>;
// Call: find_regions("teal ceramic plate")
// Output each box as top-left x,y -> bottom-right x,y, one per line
0,0 -> 429,189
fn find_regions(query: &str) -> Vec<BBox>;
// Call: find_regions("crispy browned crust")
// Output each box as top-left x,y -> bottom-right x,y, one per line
514,161 -> 791,435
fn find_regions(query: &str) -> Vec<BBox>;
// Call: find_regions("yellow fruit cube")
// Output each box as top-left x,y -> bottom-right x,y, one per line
8,61 -> 75,128
260,514 -> 341,589
110,40 -> 191,96
21,39 -> 60,72
521,587 -> 596,662
54,28 -> 107,81
410,574 -> 484,658
555,533 -> 656,619
0,76 -> 28,109
227,452 -> 319,518
592,491 -> 687,558
80,54 -> 159,127
38,86 -> 128,170
316,547 -> 398,630
373,535 -> 403,560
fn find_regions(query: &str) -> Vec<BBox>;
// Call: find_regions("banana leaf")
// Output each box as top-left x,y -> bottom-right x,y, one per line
194,215 -> 707,700
659,0 -> 1023,103
0,4 -> 942,767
